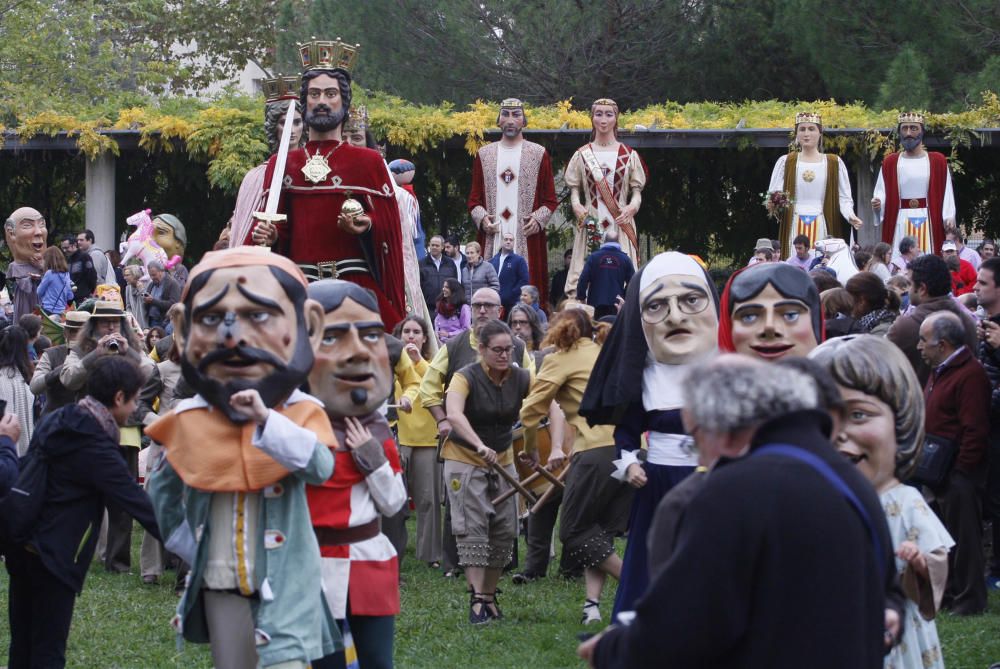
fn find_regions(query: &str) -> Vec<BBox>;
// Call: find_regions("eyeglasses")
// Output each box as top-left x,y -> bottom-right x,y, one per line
488,346 -> 513,356
641,293 -> 710,324
472,302 -> 500,311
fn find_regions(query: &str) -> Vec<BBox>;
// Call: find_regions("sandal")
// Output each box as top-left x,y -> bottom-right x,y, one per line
581,598 -> 602,625
469,592 -> 490,625
481,591 -> 503,620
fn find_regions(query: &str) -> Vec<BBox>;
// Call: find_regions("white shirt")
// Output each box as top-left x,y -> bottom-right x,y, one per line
874,153 -> 956,224
767,154 -> 856,223
497,250 -> 511,275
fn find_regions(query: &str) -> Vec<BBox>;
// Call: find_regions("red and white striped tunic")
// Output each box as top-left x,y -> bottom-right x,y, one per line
308,436 -> 406,620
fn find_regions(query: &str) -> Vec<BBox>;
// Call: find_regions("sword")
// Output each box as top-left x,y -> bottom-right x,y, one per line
252,99 -> 297,247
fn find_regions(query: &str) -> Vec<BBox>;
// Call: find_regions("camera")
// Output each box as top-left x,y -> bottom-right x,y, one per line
107,341 -> 120,352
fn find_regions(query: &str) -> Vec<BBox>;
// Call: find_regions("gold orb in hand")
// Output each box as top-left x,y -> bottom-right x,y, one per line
341,198 -> 364,219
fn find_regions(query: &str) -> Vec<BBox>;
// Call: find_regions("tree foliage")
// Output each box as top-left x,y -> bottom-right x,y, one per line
876,46 -> 933,112
0,0 -> 293,124
288,0 -> 1000,112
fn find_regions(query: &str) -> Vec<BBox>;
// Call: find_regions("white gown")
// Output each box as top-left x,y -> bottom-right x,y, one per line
768,154 -> 855,247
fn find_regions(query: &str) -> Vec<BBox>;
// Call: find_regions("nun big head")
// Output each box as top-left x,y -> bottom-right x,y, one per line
580,252 -> 719,425
639,252 -> 719,364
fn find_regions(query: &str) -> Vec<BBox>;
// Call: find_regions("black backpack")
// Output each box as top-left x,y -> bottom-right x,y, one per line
0,445 -> 49,548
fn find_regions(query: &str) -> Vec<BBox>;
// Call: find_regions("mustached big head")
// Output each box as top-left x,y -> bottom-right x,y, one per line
178,249 -> 323,423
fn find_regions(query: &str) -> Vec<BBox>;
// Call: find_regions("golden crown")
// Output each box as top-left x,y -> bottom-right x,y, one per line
261,75 -> 301,102
298,38 -> 360,74
795,111 -> 822,126
344,105 -> 369,133
898,111 -> 925,125
592,98 -> 619,110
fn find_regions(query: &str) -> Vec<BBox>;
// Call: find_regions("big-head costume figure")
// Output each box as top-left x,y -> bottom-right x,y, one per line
255,39 -> 406,327
146,247 -> 340,669
874,111 -> 956,258
580,252 -> 719,616
719,261 -> 823,362
305,280 -> 407,668
5,206 -> 48,321
468,98 -> 558,308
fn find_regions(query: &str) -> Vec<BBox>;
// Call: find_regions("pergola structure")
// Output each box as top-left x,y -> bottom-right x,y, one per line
4,127 -> 999,253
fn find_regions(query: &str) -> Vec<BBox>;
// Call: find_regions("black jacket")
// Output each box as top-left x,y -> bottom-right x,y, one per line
68,250 -> 97,303
419,254 -> 458,310
24,404 -> 160,593
595,410 -> 899,669
0,434 -> 16,496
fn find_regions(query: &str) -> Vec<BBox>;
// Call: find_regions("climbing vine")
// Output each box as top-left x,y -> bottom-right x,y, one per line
3,92 -> 999,194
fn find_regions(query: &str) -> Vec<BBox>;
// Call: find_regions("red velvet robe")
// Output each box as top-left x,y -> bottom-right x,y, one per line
259,140 -> 406,328
468,143 -> 558,309
879,151 -> 949,256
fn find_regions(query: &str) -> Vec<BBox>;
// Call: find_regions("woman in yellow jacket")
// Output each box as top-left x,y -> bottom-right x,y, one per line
393,316 -> 443,568
519,308 -> 634,625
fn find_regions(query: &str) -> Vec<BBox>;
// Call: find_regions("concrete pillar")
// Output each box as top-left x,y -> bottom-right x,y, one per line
85,153 -> 116,250
854,160 -> 878,248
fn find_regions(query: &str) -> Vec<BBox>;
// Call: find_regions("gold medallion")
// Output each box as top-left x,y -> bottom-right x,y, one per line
302,151 -> 332,184
802,170 -> 816,183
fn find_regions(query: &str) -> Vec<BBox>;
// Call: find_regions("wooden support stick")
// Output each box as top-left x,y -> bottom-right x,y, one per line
492,470 -> 543,505
530,461 -> 572,515
491,461 -> 538,506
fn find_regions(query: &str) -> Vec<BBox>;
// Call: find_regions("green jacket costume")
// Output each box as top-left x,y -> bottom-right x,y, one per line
147,390 -> 341,666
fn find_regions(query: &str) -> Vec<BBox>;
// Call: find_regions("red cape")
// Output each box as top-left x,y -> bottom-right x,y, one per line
468,147 -> 558,309
879,151 -> 949,255
258,140 -> 406,327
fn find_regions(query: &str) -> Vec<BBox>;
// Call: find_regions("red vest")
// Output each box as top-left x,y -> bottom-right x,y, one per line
879,152 -> 949,255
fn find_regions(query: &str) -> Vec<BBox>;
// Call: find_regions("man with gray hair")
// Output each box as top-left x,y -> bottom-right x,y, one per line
142,259 -> 181,331
122,265 -> 149,330
644,355 -> 818,572
580,355 -> 897,668
576,227 -> 635,318
919,310 -> 991,614
889,234 -> 919,276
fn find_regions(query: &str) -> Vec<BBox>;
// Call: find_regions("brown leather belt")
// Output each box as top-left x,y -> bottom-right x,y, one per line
314,518 -> 380,546
902,198 -> 927,209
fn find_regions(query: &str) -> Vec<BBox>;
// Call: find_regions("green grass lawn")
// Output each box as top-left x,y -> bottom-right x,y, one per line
1,520 -> 998,668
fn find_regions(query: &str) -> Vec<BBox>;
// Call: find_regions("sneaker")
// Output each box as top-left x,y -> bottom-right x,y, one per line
511,572 -> 540,585
988,575 -> 1000,591
581,598 -> 602,625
